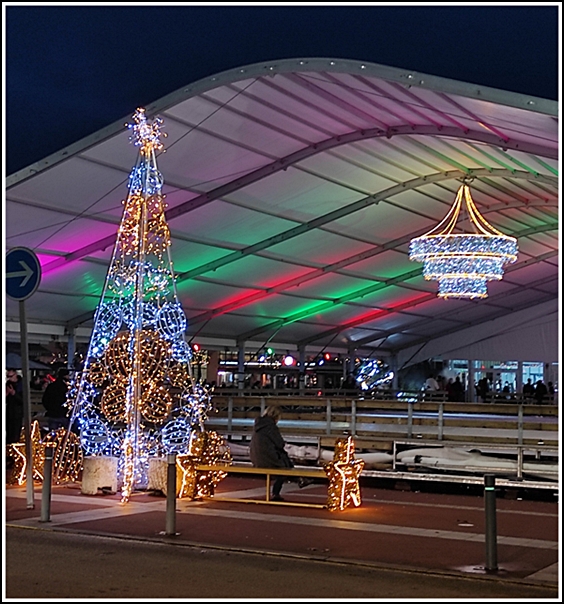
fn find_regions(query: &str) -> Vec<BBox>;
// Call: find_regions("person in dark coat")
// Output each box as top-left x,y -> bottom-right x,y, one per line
6,380 -> 24,444
522,378 -> 535,401
6,369 -> 23,397
250,406 -> 294,501
533,380 -> 548,405
42,367 -> 71,431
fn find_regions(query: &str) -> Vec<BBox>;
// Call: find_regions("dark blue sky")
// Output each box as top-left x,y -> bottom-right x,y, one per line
5,4 -> 560,176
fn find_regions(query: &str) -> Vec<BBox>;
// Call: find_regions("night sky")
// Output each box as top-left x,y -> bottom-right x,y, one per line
4,4 -> 560,176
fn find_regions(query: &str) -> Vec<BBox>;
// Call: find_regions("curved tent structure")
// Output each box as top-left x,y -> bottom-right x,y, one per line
5,58 -> 559,367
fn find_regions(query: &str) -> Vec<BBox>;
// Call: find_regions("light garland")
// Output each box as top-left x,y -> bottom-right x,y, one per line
43,428 -> 83,484
58,108 -> 213,503
409,182 -> 518,299
6,421 -> 45,485
323,435 -> 364,511
355,359 -> 394,391
175,431 -> 232,499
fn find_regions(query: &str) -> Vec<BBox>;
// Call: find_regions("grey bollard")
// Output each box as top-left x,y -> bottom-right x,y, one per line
484,474 -> 498,571
40,445 -> 55,522
165,454 -> 178,536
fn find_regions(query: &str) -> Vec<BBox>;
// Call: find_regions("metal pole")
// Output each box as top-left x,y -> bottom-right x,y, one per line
19,299 -> 35,509
438,403 -> 444,440
407,402 -> 413,439
484,474 -> 498,572
517,404 -> 523,445
516,446 -> 523,480
227,397 -> 233,433
40,445 -> 54,522
165,454 -> 178,536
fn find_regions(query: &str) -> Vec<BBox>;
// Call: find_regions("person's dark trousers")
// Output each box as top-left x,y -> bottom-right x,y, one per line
272,475 -> 285,497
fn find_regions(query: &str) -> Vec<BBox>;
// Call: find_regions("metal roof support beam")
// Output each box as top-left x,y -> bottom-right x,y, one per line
178,168 -> 555,284
337,269 -> 558,350
187,195 -> 556,326
41,123 -> 557,275
241,231 -> 557,344
393,293 -> 557,366
59,219 -> 556,332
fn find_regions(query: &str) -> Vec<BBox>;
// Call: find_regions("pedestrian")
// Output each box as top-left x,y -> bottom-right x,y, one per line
342,373 -> 357,390
42,367 -> 71,431
6,380 -> 24,444
6,369 -> 23,397
547,382 -> 555,402
424,374 -> 440,391
451,376 -> 465,402
522,378 -> 535,402
249,406 -> 311,501
533,380 -> 548,405
250,406 -> 293,501
446,378 -> 456,402
477,376 -> 490,403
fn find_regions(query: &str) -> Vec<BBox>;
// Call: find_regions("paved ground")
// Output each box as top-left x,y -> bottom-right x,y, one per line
4,475 -> 560,600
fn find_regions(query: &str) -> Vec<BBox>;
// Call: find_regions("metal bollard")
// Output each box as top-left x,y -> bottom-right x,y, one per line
165,453 -> 178,536
484,474 -> 498,571
40,445 -> 55,522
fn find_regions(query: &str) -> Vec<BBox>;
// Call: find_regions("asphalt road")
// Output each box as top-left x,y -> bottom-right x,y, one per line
4,526 -> 558,600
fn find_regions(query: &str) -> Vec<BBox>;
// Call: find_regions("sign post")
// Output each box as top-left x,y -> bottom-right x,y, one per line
6,247 -> 42,509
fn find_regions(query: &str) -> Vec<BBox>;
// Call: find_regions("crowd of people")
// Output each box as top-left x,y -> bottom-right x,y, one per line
424,373 -> 465,402
5,367 -> 72,448
423,372 -> 556,404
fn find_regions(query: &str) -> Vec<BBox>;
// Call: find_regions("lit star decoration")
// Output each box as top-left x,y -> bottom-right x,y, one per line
323,436 -> 364,511
175,431 -> 232,499
409,181 -> 518,299
6,421 -> 45,485
62,108 -> 212,502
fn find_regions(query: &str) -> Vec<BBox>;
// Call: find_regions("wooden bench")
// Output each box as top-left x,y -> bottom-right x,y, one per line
196,463 -> 328,508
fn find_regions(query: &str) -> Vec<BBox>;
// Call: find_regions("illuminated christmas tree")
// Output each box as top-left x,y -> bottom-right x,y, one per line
64,108 -> 214,502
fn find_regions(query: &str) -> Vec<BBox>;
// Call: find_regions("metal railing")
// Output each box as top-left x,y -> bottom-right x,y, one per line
208,394 -> 558,447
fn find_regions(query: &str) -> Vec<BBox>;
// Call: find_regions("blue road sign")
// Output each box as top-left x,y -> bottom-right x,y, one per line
6,247 -> 42,301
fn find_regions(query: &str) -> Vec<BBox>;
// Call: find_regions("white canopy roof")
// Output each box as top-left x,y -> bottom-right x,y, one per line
6,58 -> 559,366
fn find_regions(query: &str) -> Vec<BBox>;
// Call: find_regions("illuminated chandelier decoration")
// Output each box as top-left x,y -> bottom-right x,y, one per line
409,179 -> 518,299
63,108 -> 219,502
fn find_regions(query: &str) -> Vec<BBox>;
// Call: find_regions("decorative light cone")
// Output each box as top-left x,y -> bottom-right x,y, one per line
409,182 -> 518,299
61,108 -> 217,502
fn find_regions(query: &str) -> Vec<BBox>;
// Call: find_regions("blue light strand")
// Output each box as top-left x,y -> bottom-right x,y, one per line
409,185 -> 518,299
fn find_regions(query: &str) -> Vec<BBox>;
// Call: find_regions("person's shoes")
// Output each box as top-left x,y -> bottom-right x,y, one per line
298,477 -> 314,488
271,494 -> 285,502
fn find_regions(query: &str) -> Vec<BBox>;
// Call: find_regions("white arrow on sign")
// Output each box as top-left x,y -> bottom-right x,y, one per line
7,260 -> 35,287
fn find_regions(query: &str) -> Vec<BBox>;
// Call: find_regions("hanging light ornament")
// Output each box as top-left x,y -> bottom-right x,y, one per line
409,179 -> 518,299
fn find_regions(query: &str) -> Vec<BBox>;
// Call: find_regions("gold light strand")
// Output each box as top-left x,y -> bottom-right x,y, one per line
176,431 -> 232,499
6,421 -> 45,485
43,428 -> 83,484
323,436 -> 364,511
409,182 -> 518,299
